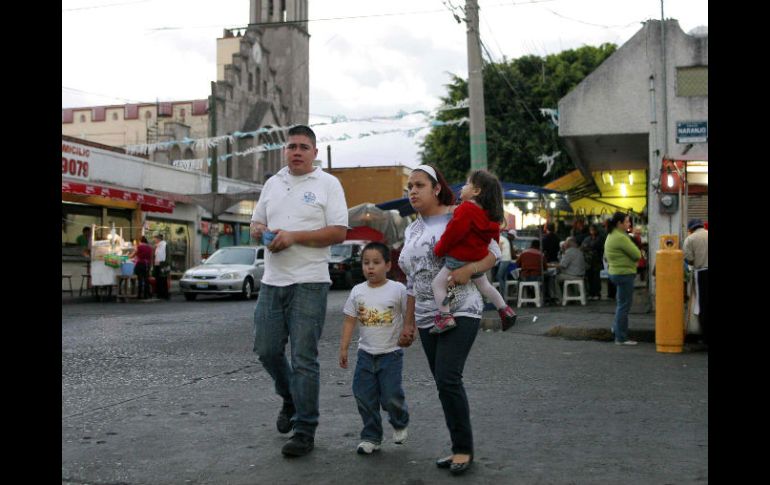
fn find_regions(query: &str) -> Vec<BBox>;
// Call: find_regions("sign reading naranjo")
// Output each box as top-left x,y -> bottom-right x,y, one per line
676,121 -> 708,143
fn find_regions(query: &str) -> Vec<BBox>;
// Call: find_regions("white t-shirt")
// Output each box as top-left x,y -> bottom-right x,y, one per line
154,240 -> 166,264
343,280 -> 408,355
499,235 -> 512,262
251,166 -> 349,286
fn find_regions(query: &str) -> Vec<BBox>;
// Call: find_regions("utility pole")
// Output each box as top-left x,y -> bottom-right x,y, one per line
209,81 -> 220,252
327,144 -> 332,171
466,0 -> 488,171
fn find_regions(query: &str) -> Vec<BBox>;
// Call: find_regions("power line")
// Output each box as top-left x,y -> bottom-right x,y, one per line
145,0 -> 557,32
62,86 -> 144,105
63,0 -> 151,12
542,7 -> 642,29
478,39 -> 540,124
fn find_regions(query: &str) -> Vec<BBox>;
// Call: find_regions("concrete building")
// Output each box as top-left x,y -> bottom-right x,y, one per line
62,0 -> 310,185
557,19 -> 707,298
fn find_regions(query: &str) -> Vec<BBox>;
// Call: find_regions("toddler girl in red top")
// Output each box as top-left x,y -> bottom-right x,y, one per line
431,169 -> 518,334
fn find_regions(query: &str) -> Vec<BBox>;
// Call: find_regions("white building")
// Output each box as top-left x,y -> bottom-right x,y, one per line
557,19 -> 707,300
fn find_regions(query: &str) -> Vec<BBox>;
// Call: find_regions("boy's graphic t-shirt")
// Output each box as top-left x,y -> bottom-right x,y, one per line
343,280 -> 408,355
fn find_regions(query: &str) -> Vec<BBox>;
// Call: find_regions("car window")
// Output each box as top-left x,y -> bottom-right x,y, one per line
331,244 -> 352,258
257,248 -> 264,260
204,248 -> 255,265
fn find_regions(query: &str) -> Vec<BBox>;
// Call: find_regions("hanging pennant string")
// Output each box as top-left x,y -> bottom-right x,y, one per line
167,118 -> 470,169
124,102 -> 470,156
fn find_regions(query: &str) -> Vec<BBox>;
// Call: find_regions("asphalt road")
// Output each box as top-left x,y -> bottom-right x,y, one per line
62,289 -> 708,485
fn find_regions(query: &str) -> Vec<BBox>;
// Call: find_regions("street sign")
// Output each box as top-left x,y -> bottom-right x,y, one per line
676,121 -> 708,143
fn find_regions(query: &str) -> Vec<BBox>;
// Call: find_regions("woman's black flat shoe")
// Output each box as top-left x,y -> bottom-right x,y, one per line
449,456 -> 474,475
436,455 -> 453,468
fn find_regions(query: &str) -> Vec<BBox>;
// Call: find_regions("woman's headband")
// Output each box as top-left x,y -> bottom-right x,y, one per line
413,164 -> 438,182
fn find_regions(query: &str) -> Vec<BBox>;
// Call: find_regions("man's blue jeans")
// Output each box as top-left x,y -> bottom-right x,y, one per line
608,274 -> 635,342
352,349 -> 409,444
253,282 -> 329,438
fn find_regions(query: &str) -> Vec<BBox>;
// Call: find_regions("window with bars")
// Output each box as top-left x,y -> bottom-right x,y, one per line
676,66 -> 708,97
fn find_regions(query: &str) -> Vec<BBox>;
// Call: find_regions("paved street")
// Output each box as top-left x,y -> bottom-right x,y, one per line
63,289 -> 708,485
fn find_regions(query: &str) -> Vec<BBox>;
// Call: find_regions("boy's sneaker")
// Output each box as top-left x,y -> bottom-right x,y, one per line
430,314 -> 457,334
393,427 -> 408,444
499,306 -> 517,331
276,402 -> 295,434
281,434 -> 314,457
357,441 -> 381,454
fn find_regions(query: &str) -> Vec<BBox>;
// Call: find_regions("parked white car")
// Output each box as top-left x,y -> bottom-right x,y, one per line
180,246 -> 265,301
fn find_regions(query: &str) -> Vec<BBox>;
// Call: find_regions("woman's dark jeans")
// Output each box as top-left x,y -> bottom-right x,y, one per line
418,316 -> 479,455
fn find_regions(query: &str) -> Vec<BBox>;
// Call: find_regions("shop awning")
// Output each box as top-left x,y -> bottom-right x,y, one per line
544,169 -> 647,215
61,181 -> 175,213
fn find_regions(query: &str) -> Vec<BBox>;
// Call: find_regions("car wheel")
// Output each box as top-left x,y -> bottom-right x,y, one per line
184,293 -> 197,301
241,278 -> 254,300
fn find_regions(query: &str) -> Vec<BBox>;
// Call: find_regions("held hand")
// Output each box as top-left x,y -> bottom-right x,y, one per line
398,325 -> 416,347
339,350 -> 348,369
268,229 -> 295,253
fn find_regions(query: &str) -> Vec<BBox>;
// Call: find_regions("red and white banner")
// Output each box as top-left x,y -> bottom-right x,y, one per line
61,181 -> 175,213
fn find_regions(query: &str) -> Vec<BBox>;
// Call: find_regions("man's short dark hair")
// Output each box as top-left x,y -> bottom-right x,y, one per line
288,125 -> 316,147
82,226 -> 91,234
154,233 -> 163,240
531,239 -> 540,249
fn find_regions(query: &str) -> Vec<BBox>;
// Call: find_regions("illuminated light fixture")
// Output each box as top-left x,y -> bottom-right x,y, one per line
528,191 -> 536,197
628,172 -> 633,185
526,202 -> 534,210
550,193 -> 557,199
666,173 -> 675,188
608,174 -> 614,186
620,183 -> 627,197
549,201 -> 556,209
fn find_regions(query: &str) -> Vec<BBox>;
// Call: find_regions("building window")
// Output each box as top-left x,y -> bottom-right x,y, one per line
249,73 -> 254,91
676,66 -> 708,97
79,114 -> 86,122
180,108 -> 185,118
112,112 -> 118,120
145,111 -> 153,120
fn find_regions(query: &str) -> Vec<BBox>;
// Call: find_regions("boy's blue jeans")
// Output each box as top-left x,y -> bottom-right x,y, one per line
352,349 -> 410,444
252,282 -> 329,438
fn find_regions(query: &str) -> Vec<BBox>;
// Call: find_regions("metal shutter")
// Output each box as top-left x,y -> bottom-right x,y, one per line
687,195 -> 708,222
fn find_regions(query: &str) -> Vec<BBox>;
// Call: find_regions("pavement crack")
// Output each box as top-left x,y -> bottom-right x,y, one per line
63,364 -> 256,420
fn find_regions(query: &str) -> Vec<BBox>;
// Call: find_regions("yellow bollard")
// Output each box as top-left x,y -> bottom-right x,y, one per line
655,235 -> 684,353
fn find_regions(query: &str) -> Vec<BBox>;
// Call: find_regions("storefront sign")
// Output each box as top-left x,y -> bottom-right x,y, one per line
62,181 -> 175,213
676,121 -> 708,143
62,142 -> 91,180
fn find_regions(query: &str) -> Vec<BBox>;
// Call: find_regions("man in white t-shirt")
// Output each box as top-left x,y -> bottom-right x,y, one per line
250,125 -> 349,457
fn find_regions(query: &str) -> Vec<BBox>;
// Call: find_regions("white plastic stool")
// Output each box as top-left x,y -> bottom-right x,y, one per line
517,281 -> 541,308
562,279 -> 587,306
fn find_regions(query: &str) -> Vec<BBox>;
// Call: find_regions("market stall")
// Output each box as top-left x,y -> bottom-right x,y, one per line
88,223 -> 134,299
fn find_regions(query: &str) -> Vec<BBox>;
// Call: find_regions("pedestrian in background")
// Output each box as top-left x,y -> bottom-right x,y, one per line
581,224 -> 604,300
249,125 -> 349,457
131,236 -> 153,299
684,218 -> 708,345
553,236 -> 586,302
542,222 -> 561,263
152,234 -> 169,300
339,242 -> 410,455
496,229 -> 513,299
604,211 -> 641,346
397,164 -> 501,475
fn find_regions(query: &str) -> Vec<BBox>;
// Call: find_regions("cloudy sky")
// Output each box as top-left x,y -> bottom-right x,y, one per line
62,0 -> 708,168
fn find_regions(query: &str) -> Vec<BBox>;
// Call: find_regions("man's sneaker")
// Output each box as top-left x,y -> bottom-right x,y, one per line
356,441 -> 381,454
499,306 -> 517,331
614,340 -> 638,346
430,314 -> 457,334
393,427 -> 408,444
281,434 -> 314,457
276,403 -> 295,434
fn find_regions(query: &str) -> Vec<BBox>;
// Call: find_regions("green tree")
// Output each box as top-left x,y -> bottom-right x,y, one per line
420,43 -> 617,185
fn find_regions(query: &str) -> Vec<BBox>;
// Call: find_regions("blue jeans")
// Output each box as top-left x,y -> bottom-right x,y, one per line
252,282 -> 330,438
352,349 -> 410,444
608,274 -> 635,342
418,316 -> 479,455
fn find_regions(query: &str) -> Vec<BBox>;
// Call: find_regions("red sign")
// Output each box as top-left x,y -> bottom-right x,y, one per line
61,181 -> 175,213
61,143 -> 91,180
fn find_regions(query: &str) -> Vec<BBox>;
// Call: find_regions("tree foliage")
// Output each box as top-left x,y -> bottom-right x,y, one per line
420,43 -> 617,185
